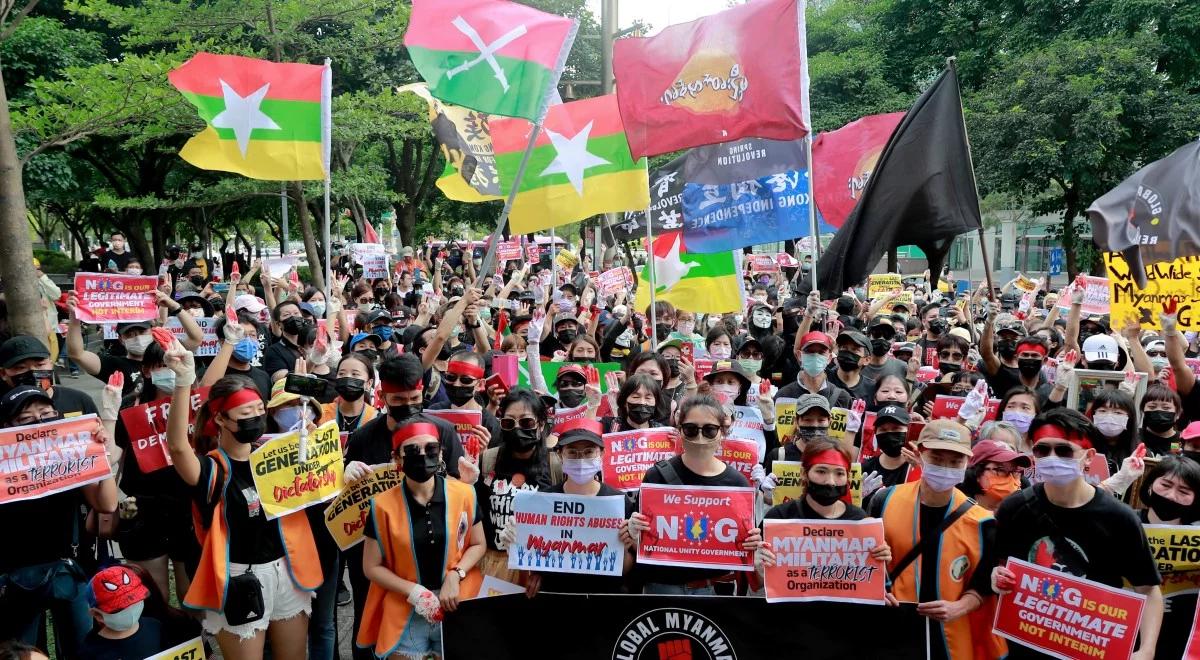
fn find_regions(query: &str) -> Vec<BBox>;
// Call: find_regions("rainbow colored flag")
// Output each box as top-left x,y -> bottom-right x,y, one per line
168,53 -> 329,181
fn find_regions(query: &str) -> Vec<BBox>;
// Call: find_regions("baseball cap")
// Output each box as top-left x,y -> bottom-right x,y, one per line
970,439 -> 1032,468
733,334 -> 761,354
116,321 -> 152,334
298,302 -> 318,317
557,418 -> 604,447
836,330 -> 870,352
401,246 -> 414,257
1181,421 -> 1200,441
893,342 -> 917,357
347,332 -> 382,351
657,337 -> 684,352
868,316 -> 896,339
554,364 -> 587,386
795,393 -> 831,417
800,331 -> 833,350
233,294 -> 267,314
916,419 -> 973,456
875,405 -> 911,426
1082,334 -> 1119,364
949,326 -> 972,342
0,336 -> 50,368
366,309 -> 393,325
90,566 -> 149,614
554,313 -> 579,327
995,319 -> 1024,336
0,386 -> 53,424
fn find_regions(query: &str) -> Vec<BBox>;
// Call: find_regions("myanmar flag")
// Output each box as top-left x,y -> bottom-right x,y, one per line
492,95 -> 650,234
635,232 -> 743,314
404,0 -> 577,122
169,53 -> 329,181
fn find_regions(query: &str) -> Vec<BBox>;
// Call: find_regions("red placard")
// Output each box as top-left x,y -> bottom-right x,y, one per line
762,519 -> 888,604
551,403 -> 588,434
119,387 -> 210,473
0,415 -> 111,504
73,273 -> 159,323
719,437 -> 760,483
637,483 -> 756,571
858,412 -> 879,461
992,558 -> 1145,660
601,427 -> 679,492
497,241 -> 522,262
748,255 -> 779,274
491,354 -> 519,389
924,347 -> 940,369
931,395 -> 1001,421
693,358 -> 715,381
422,409 -> 483,461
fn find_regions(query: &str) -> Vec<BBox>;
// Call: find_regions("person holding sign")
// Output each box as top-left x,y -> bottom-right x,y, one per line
991,409 -> 1164,660
357,420 -> 484,660
163,352 -> 323,660
869,419 -> 1004,660
320,353 -> 379,435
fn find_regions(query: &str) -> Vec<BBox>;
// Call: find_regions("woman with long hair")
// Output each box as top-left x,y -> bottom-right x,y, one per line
599,373 -> 671,433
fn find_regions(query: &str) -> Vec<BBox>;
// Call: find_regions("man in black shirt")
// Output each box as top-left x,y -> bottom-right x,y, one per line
0,335 -> 97,417
261,301 -> 308,381
827,330 -> 874,401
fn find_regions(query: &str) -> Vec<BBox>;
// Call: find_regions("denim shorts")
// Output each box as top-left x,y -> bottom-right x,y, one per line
393,598 -> 443,658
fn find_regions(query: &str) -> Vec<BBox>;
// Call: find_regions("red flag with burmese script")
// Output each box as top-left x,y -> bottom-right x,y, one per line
812,112 -> 904,229
612,0 -> 810,160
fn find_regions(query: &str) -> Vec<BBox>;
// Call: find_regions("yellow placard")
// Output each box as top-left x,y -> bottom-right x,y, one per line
880,291 -> 914,314
555,249 -> 579,270
770,461 -> 805,503
145,636 -> 206,660
868,273 -> 903,299
1142,524 -> 1200,597
775,399 -> 796,443
1014,274 -> 1039,293
1105,252 -> 1200,330
324,464 -> 403,551
828,407 -> 849,441
250,420 -> 344,520
850,462 -> 863,508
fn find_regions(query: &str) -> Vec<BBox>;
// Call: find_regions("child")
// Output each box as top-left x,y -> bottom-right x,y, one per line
78,565 -> 165,660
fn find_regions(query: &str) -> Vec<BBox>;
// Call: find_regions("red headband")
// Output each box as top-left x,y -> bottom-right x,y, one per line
803,448 -> 851,471
204,389 -> 263,435
392,422 -> 440,450
381,380 -> 423,394
1031,424 -> 1092,450
447,361 -> 485,379
1016,340 -> 1048,357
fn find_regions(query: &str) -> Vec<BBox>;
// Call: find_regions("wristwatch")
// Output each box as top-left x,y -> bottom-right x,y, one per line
450,566 -> 466,580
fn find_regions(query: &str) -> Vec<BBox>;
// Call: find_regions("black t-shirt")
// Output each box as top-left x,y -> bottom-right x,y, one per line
261,337 -> 302,378
193,456 -> 283,564
984,364 -> 1052,404
861,358 -> 907,385
763,496 -> 867,521
0,490 -> 82,572
344,413 -> 463,478
115,393 -> 191,506
52,386 -> 99,419
98,354 -> 143,396
226,363 -> 273,401
763,442 -> 802,477
826,369 -> 874,402
477,449 -> 557,551
536,482 -> 635,594
78,617 -> 164,660
859,456 -> 917,511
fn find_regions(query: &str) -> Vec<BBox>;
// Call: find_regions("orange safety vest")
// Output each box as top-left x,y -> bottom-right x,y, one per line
355,476 -> 482,658
880,482 -> 1007,660
185,448 -> 324,612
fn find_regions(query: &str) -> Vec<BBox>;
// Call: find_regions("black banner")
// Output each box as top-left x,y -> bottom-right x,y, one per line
611,155 -> 686,244
444,593 -> 930,659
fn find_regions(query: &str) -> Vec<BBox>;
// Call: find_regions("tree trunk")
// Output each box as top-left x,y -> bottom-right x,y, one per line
292,181 -> 325,292
0,61 -> 45,340
397,204 -> 416,248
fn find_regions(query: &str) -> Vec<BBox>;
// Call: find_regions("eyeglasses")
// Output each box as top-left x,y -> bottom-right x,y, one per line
939,351 -> 965,360
357,297 -> 374,304
561,446 -> 601,459
398,443 -> 441,458
982,465 -> 1023,477
14,411 -> 59,426
443,374 -> 478,386
500,416 -> 539,431
681,423 -> 723,439
1031,442 -> 1079,458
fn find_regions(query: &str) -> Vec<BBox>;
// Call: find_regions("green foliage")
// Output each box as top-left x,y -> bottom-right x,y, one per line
33,247 -> 76,273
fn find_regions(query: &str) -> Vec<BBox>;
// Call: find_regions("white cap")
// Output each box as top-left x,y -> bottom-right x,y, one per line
1082,334 -> 1118,364
233,294 -> 267,314
611,304 -> 628,319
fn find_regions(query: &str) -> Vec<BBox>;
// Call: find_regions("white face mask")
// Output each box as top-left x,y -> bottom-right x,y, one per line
150,368 -> 175,390
921,464 -> 965,492
562,457 -> 602,485
709,345 -> 732,359
751,310 -> 773,329
1093,412 -> 1128,438
123,334 -> 153,356
310,301 -> 326,318
126,267 -> 142,275
676,321 -> 695,335
186,307 -> 205,318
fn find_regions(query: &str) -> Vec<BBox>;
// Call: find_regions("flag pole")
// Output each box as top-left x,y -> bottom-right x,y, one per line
946,56 -> 996,302
805,135 -> 821,295
476,123 -> 543,287
550,226 -> 558,286
645,204 -> 656,341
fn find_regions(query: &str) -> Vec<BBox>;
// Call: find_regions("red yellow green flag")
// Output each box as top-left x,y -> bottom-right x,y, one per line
168,53 -> 330,181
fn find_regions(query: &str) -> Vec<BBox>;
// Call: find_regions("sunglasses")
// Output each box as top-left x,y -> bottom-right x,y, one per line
681,423 -> 723,439
399,443 -> 441,458
1031,442 -> 1079,458
443,374 -> 478,386
500,416 -> 539,431
357,297 -> 374,304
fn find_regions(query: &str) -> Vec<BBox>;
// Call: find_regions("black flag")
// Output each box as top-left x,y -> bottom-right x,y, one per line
816,64 -> 982,296
1087,139 -> 1200,288
608,155 -> 686,243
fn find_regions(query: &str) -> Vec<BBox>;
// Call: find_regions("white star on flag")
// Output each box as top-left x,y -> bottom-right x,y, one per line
540,120 -> 610,195
653,233 -> 699,293
210,79 -> 281,158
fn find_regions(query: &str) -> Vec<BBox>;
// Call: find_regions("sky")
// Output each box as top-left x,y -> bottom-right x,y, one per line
584,0 -> 733,34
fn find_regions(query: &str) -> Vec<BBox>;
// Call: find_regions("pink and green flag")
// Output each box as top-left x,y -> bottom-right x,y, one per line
404,0 -> 577,122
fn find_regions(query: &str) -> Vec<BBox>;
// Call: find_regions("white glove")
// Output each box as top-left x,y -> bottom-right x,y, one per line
323,340 -> 344,368
498,518 -> 517,550
1102,455 -> 1145,496
750,463 -> 766,487
222,319 -> 246,344
164,344 -> 197,388
100,382 -> 122,423
527,311 -> 546,343
344,461 -> 371,484
757,396 -> 775,429
759,472 -> 779,493
957,379 -> 989,430
327,296 -> 342,315
457,455 -> 479,486
861,470 -> 884,499
407,585 -> 442,623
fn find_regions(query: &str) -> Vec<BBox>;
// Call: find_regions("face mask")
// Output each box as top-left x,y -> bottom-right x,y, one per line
334,377 -> 366,401
359,349 -> 380,363
13,369 -> 54,391
183,307 -> 205,319
836,350 -> 861,372
556,330 -> 577,346
558,389 -> 586,409
711,384 -> 740,406
870,338 -> 890,357
273,406 -> 312,431
230,414 -> 266,444
737,358 -> 762,374
450,286 -> 465,297
562,457 -> 603,485
373,326 -> 394,342
982,473 -> 1021,501
997,340 -> 1017,360
1145,410 -> 1177,434
309,302 -> 326,318
1089,360 -> 1116,371
1093,412 -> 1128,438
1146,491 -> 1187,522
801,353 -> 828,377
927,319 -> 948,335
1036,455 -> 1083,486
232,338 -> 259,364
1150,356 -> 1168,372
1016,357 -> 1043,379
123,334 -> 153,356
710,345 -> 732,360
751,310 -> 773,329
100,601 -> 144,632
676,321 -> 695,335
150,368 -> 176,391
1001,410 -> 1033,434
922,464 -> 965,492
190,276 -> 205,287
875,431 -> 906,458
626,403 -> 656,424
402,451 -> 440,483
795,426 -> 823,443
358,302 -> 373,312
445,384 -> 476,406
654,323 -> 671,342
388,403 -> 423,423
282,317 -> 308,337
503,428 -> 541,452
665,359 -> 680,378
938,361 -> 962,375
806,482 -> 848,506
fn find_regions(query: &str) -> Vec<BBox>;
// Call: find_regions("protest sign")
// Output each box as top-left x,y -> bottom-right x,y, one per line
72,273 -> 158,323
323,464 -> 402,551
0,415 -> 110,504
555,250 -> 579,270
637,483 -> 756,571
842,463 -> 864,507
770,461 -> 806,503
497,241 -> 522,262
1014,274 -> 1040,293
728,405 -> 765,456
423,409 -> 484,460
748,254 -> 778,273
145,636 -> 206,660
119,387 -> 210,473
775,397 -> 797,442
931,395 -> 1001,422
859,412 -> 879,461
762,519 -> 887,605
993,558 -> 1145,660
828,408 -> 849,441
507,491 -> 625,577
595,267 -> 634,297
551,403 -> 588,435
162,316 -> 220,357
1142,524 -> 1200,597
719,437 -> 760,483
1057,276 -> 1111,316
615,156 -> 685,243
477,575 -> 523,598
1106,252 -> 1200,330
263,257 -> 297,278
693,358 -> 715,382
880,291 -> 914,314
353,251 -> 389,280
249,420 -> 344,519
868,273 -> 903,299
777,252 -> 799,268
601,427 -> 679,492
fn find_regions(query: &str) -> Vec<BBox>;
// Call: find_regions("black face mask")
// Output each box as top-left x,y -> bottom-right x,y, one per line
357,349 -> 380,364
1146,491 -> 1187,522
334,377 -> 366,401
870,338 -> 890,357
626,403 -> 656,424
558,388 -> 586,409
401,452 -> 440,483
875,431 -> 906,458
783,313 -> 801,336
230,414 -> 266,444
654,323 -> 671,342
938,361 -> 962,375
445,384 -> 476,406
927,319 -> 948,336
556,330 -> 577,346
282,317 -> 308,337
503,428 -> 541,452
1089,360 -> 1115,371
795,426 -> 823,443
190,276 -> 205,287
1017,357 -> 1043,379
806,482 -> 848,506
1144,411 -> 1177,434
836,350 -> 861,372
388,403 -> 423,423
374,287 -> 389,301
997,340 -> 1018,360
666,359 -> 680,378
13,369 -> 54,391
